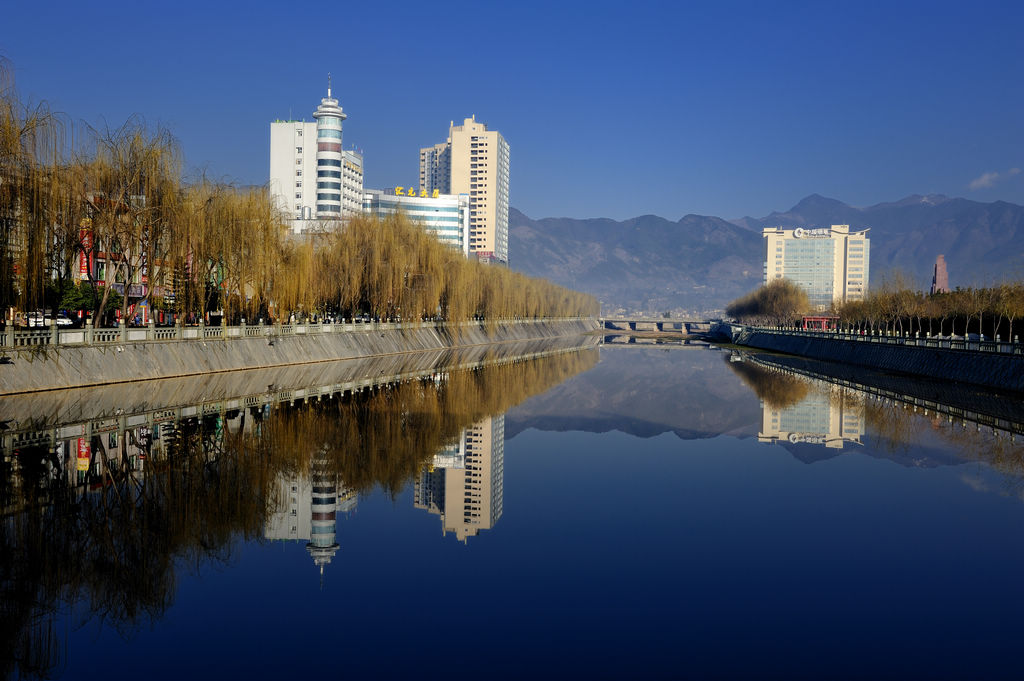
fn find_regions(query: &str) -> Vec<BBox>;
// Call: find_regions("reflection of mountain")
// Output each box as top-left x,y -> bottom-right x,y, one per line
506,346 -> 761,441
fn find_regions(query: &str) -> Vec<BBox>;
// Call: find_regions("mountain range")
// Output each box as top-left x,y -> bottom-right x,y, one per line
509,194 -> 1024,314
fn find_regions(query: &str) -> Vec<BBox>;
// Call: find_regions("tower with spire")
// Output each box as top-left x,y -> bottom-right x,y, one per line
312,75 -> 347,219
269,76 -> 362,233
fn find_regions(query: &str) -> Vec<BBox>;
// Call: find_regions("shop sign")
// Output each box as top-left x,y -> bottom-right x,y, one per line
394,187 -> 441,198
793,227 -> 831,239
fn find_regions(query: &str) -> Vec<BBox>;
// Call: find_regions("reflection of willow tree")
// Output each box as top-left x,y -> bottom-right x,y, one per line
0,416 -> 289,680
725,353 -> 1024,490
724,356 -> 810,409
0,348 -> 597,679
862,396 -> 1024,488
245,349 -> 599,495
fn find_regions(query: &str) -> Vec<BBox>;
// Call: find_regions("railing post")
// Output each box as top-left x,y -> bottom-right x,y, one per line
222,315 -> 228,340
119,319 -> 126,343
241,318 -> 246,337
148,318 -> 155,341
176,317 -> 183,341
86,320 -> 94,345
50,319 -> 58,346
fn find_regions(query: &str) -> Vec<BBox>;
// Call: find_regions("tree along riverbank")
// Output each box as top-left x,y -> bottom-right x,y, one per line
1,59 -> 596,326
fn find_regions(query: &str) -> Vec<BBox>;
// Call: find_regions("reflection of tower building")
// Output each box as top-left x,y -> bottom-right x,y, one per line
759,387 -> 864,449
414,416 -> 504,542
264,451 -> 357,577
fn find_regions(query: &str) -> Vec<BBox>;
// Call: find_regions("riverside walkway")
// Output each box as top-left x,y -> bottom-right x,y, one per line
718,323 -> 1024,393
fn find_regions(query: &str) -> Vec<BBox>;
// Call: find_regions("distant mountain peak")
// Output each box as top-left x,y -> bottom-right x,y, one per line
789,193 -> 849,212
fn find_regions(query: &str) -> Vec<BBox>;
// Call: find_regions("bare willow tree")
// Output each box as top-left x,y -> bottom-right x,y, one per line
2,57 -> 596,328
84,119 -> 181,322
726,278 -> 810,325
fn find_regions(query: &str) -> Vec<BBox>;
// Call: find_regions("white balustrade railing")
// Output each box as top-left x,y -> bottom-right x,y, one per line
0,317 -> 592,349
743,325 -> 1023,355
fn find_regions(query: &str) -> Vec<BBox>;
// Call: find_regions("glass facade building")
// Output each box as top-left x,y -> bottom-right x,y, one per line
362,189 -> 470,256
762,225 -> 870,310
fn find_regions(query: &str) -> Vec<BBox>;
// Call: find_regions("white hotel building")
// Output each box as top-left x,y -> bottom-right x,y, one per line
269,84 -> 363,233
762,225 -> 870,310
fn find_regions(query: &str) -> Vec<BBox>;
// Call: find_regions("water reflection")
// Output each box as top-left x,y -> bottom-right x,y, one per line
414,416 -> 505,542
0,347 -> 596,680
726,350 -> 1024,479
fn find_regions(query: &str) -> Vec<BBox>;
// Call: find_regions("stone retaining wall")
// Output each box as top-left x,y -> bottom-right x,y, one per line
0,319 -> 598,395
732,327 -> 1024,393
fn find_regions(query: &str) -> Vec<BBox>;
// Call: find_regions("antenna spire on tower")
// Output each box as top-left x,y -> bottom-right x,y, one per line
327,72 -> 332,98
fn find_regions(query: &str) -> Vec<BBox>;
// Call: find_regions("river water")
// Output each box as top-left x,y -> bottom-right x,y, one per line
3,341 -> 1024,680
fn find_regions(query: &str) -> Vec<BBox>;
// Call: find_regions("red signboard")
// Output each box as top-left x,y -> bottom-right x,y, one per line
79,228 -> 94,277
76,438 -> 90,471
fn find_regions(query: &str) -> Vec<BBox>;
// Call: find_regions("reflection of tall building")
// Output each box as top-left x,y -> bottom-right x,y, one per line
759,389 -> 864,449
265,451 -> 357,576
414,416 -> 504,542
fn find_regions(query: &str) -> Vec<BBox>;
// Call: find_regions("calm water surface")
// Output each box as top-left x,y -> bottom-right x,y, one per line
4,344 -> 1024,680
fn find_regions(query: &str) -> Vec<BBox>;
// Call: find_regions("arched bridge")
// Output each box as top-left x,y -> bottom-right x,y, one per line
600,318 -> 714,334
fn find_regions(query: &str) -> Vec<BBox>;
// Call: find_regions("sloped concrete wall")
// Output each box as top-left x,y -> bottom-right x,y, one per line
0,319 -> 597,395
735,328 -> 1024,393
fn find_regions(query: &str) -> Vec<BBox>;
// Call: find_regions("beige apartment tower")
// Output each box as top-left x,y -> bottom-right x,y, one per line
420,116 -> 510,263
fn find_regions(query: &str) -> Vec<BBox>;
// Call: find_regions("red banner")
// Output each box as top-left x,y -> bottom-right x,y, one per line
79,228 -> 94,278
76,438 -> 90,471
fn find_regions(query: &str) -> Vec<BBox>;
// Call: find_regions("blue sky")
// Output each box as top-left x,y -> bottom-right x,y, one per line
2,0 -> 1022,220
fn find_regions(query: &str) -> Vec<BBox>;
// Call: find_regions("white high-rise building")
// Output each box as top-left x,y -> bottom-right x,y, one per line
420,116 -> 509,264
269,81 -> 363,233
762,225 -> 870,310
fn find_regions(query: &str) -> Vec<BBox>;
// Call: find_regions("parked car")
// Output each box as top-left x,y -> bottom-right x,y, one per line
45,315 -> 74,327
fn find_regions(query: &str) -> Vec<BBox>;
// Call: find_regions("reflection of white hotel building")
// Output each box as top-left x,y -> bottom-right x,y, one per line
759,388 -> 864,449
414,416 -> 504,542
762,225 -> 870,310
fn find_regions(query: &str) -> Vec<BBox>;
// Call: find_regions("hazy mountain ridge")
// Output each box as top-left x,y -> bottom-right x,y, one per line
508,208 -> 763,314
510,195 -> 1024,312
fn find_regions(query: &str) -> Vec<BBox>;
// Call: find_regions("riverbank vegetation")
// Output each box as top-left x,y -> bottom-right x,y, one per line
0,59 -> 596,325
725,279 -> 810,325
727,275 -> 1024,341
833,281 -> 1024,340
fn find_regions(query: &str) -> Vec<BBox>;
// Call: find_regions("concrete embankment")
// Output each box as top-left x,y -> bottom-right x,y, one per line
724,326 -> 1024,393
0,319 -> 597,395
